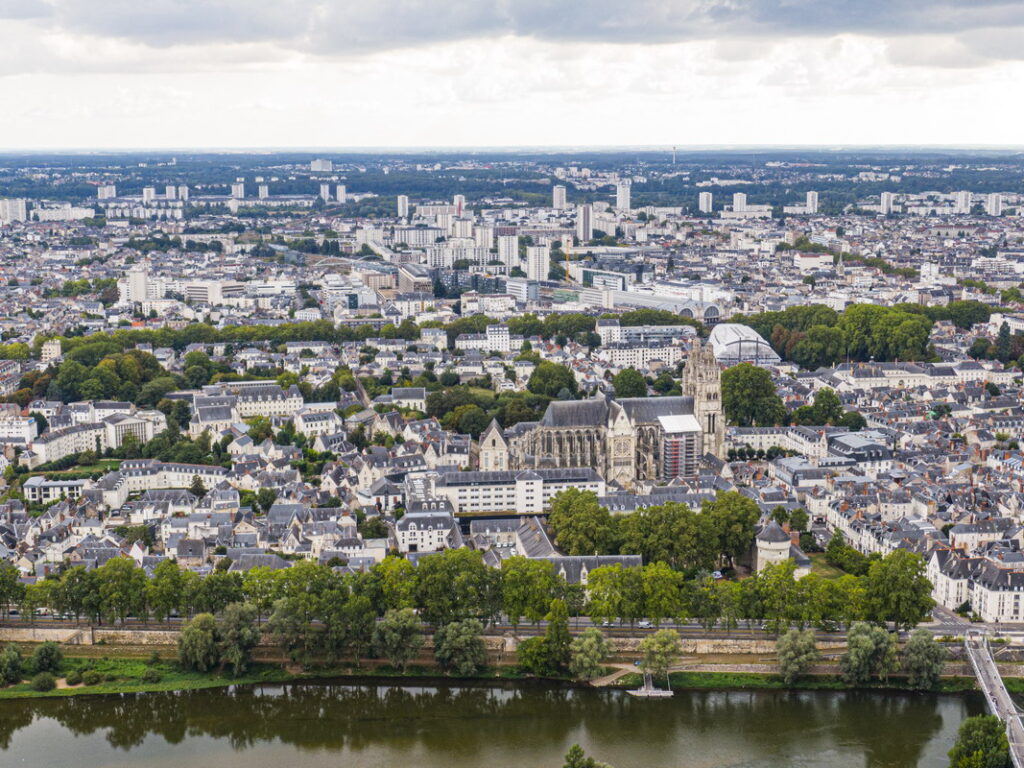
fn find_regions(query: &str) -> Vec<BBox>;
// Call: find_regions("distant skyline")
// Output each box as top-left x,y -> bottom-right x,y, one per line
1,1 -> 1023,150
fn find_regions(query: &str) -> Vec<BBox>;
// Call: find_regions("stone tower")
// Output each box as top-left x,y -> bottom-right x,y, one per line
682,339 -> 725,458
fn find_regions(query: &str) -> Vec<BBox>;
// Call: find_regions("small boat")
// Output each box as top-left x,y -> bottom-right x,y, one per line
628,672 -> 674,698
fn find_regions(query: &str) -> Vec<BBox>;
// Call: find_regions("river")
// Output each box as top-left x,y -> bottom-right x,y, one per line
0,681 -> 985,768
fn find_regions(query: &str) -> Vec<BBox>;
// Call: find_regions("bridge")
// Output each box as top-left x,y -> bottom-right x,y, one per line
965,631 -> 1024,768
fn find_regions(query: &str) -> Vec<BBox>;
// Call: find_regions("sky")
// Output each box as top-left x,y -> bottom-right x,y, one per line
1,0 -> 1023,150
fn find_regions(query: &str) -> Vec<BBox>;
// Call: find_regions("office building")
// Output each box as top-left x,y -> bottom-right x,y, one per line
552,185 -> 567,210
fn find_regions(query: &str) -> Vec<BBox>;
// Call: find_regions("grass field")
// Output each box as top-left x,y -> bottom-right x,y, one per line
613,671 -> 979,694
808,553 -> 846,579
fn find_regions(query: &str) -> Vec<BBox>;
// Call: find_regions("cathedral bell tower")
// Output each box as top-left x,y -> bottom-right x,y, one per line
682,339 -> 725,458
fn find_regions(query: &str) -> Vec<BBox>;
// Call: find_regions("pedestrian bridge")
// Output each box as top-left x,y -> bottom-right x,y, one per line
965,631 -> 1024,768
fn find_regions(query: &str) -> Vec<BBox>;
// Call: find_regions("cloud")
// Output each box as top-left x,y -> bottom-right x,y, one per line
0,1 -> 1021,62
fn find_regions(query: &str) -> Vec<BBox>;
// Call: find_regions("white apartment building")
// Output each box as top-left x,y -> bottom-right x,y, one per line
698,192 -> 713,214
434,467 -> 605,515
526,245 -> 549,282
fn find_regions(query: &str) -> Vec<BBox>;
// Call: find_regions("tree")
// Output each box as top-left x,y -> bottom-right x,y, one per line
517,599 -> 572,676
0,644 -> 21,685
500,556 -> 557,629
413,549 -> 497,626
548,489 -> 618,556
704,492 -> 761,567
569,628 -> 610,680
721,363 -> 786,426
864,550 -> 934,629
179,613 -> 220,672
902,629 -> 945,690
527,361 -> 578,399
776,628 -> 818,685
189,474 -> 207,498
641,562 -> 685,625
147,560 -> 185,622
639,629 -> 681,686
612,368 -> 647,398
265,597 -> 316,664
30,642 -> 63,675
563,744 -> 613,768
95,556 -> 147,623
434,619 -> 487,676
840,622 -> 898,685
374,556 -> 416,612
218,602 -> 260,676
372,608 -> 423,672
948,715 -> 1010,768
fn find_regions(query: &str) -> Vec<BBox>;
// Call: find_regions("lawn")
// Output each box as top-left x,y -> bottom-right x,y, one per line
808,553 -> 845,579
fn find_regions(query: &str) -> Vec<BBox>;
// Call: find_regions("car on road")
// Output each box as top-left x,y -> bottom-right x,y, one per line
637,620 -> 653,629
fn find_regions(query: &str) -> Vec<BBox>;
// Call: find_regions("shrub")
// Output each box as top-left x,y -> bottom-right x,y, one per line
65,669 -> 82,686
148,651 -> 161,666
142,668 -> 162,684
104,673 -> 116,682
82,670 -> 102,686
30,672 -> 56,692
31,642 -> 64,675
0,644 -> 22,686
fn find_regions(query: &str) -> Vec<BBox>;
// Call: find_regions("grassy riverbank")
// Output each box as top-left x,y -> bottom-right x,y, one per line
611,671 -> 981,694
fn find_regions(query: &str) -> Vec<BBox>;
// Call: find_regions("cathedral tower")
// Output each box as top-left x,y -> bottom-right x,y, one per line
682,339 -> 725,458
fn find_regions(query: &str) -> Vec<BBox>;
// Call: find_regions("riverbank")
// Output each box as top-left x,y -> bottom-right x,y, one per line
0,651 -> 998,700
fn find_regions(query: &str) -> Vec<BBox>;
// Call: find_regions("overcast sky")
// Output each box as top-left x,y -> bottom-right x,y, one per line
1,0 -> 1023,150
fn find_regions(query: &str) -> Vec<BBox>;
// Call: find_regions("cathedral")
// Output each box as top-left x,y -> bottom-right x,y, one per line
478,342 -> 724,488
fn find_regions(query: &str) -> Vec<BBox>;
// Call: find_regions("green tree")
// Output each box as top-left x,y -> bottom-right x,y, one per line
500,556 -> 557,629
641,561 -> 685,625
413,548 -> 497,626
433,618 -> 487,676
563,744 -> 613,768
864,550 -> 934,629
612,368 -> 647,398
639,629 -> 681,686
178,613 -> 220,672
0,644 -> 21,685
948,715 -> 1010,768
147,559 -> 185,622
374,556 -> 417,611
548,488 -> 618,556
527,361 -> 578,398
30,642 -> 63,675
95,557 -> 148,623
372,608 -> 423,672
218,602 -> 260,676
721,363 -> 786,426
265,597 -> 316,664
840,621 -> 898,685
569,628 -> 610,680
901,629 -> 946,690
189,474 -> 207,498
704,492 -> 761,567
776,628 -> 818,685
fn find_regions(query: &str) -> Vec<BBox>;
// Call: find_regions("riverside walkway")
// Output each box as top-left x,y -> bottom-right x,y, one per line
965,631 -> 1024,768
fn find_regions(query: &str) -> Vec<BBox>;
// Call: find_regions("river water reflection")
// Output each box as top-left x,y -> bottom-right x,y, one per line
0,681 -> 985,768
